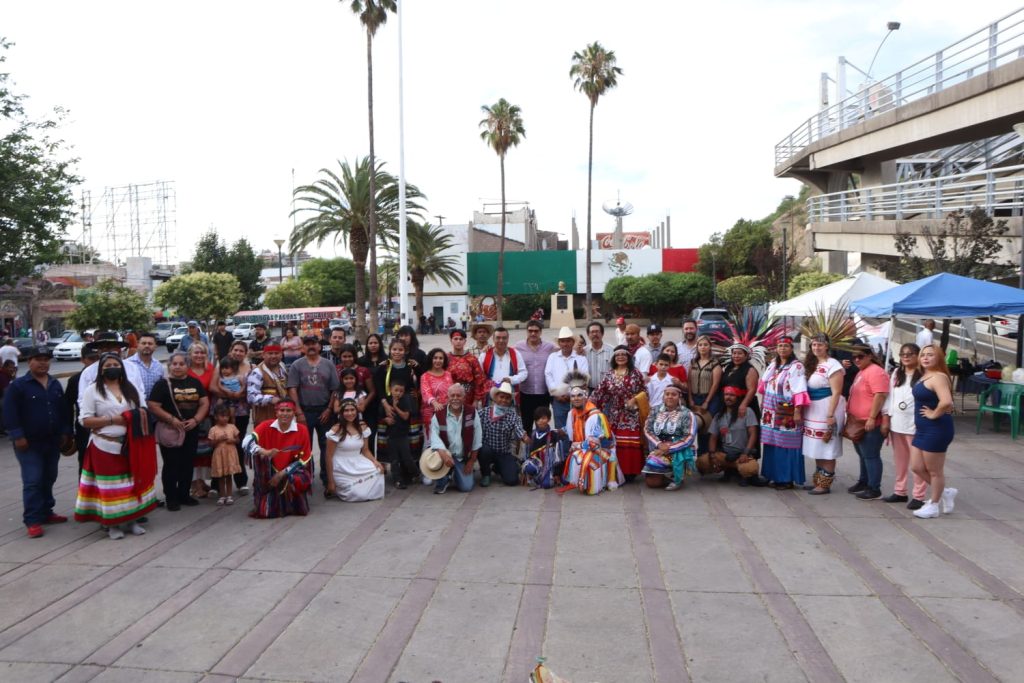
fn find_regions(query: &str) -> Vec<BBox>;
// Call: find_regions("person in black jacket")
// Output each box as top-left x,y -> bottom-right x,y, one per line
64,348 -> 100,473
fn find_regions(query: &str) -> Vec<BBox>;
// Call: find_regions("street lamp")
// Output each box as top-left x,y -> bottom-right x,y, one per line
867,21 -> 901,80
273,238 -> 286,286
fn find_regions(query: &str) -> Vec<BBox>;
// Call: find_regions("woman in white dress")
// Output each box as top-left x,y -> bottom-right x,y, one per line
326,399 -> 385,502
802,334 -> 846,495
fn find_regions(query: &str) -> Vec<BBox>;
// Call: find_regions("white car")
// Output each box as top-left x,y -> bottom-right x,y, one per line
154,321 -> 177,343
233,322 -> 256,340
165,326 -> 189,352
53,333 -> 89,360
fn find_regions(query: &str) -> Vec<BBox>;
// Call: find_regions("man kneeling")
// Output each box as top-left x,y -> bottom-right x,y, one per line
428,384 -> 482,494
479,381 -> 530,487
244,400 -> 313,518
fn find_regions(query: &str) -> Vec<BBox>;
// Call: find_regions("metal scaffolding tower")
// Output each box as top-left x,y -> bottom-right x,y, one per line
77,180 -> 176,266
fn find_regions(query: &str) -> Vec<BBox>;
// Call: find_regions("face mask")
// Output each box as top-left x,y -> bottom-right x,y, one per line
493,404 -> 508,416
102,367 -> 123,381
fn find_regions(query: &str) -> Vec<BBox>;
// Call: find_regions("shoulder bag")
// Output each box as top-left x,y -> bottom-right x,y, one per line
155,378 -> 186,448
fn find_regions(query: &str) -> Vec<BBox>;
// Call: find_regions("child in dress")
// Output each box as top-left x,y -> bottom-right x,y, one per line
208,404 -> 241,506
334,368 -> 369,420
217,357 -> 242,413
523,406 -> 565,489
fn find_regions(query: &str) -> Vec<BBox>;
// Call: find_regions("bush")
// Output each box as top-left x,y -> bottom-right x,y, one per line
787,272 -> 844,298
604,272 -> 713,321
716,275 -> 769,307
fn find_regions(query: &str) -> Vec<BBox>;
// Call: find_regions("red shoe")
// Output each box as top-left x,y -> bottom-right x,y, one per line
26,524 -> 44,538
44,514 -> 68,524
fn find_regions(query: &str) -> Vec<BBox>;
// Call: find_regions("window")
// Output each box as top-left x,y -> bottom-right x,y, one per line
450,302 -> 459,314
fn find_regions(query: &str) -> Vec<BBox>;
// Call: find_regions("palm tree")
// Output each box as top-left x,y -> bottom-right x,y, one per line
350,0 -> 397,334
290,157 -> 424,340
570,41 -> 623,314
479,98 -> 526,323
398,220 -> 462,319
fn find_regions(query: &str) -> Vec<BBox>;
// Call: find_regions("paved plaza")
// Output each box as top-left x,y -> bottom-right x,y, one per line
0,411 -> 1022,683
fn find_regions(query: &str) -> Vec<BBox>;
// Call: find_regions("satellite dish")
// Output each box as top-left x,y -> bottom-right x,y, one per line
602,199 -> 634,217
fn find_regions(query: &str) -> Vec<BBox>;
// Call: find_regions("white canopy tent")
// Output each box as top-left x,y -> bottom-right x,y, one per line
769,272 -> 897,318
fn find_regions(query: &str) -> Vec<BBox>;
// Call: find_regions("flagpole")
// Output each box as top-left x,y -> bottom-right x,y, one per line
397,0 -> 409,327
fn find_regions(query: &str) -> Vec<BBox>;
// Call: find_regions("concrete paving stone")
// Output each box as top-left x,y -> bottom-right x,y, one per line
239,501 -> 375,573
91,666 -> 204,682
246,575 -> 409,682
389,580 -> 522,683
0,566 -> 205,664
553,512 -> 638,589
0,661 -> 71,682
792,594 -> 956,683
669,590 -> 808,682
544,586 -> 654,682
737,516 -> 871,596
0,521 -> 102,565
442,508 -> 536,585
0,561 -> 22,576
920,519 -> 1024,594
718,486 -> 801,518
830,517 -> 993,599
338,506 -> 457,579
648,515 -> 753,593
114,569 -> 303,672
917,596 -> 1024,682
144,509 -> 274,569
0,563 -> 109,632
639,482 -> 712,516
476,485 -> 547,512
560,487 -> 626,513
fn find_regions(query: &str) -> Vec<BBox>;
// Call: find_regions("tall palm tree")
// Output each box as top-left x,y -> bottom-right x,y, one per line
397,220 -> 462,319
349,0 -> 397,334
479,98 -> 526,322
570,42 -> 623,314
290,157 -> 424,340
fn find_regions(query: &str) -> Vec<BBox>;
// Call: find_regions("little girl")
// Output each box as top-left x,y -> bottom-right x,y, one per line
208,404 -> 241,506
217,357 -> 242,414
523,406 -> 565,489
334,368 -> 368,419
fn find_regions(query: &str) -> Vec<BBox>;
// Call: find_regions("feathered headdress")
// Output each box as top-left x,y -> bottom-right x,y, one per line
710,307 -> 786,371
799,299 -> 859,353
551,369 -> 590,398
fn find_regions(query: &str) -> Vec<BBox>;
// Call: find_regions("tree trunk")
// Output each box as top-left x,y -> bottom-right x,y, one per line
585,103 -> 595,314
413,274 -> 424,327
366,30 -> 380,338
350,231 -> 369,342
497,153 -> 506,324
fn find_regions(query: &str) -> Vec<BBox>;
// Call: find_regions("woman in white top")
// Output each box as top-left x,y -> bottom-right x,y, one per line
802,334 -> 846,495
74,353 -> 158,539
880,343 -> 928,510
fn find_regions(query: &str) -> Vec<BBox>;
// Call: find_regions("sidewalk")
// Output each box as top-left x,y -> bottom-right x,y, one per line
0,415 -> 1021,682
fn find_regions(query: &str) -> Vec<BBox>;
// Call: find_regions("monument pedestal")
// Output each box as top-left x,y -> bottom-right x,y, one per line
550,293 -> 576,331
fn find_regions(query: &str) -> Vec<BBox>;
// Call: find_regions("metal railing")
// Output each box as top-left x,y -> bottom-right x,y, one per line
806,164 -> 1024,222
776,8 -> 1024,167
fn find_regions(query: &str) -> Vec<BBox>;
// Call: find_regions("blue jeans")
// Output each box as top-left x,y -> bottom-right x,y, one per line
435,457 -> 476,492
15,442 -> 60,526
302,406 -> 331,485
853,426 -> 884,490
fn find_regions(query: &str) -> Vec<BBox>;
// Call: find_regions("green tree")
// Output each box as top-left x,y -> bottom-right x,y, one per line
664,272 -> 714,314
264,278 -> 322,310
65,279 -> 152,332
402,221 -> 462,321
299,257 -> 356,306
571,42 -> 623,315
226,238 -> 265,309
154,272 -> 242,322
0,38 -> 80,284
602,275 -> 638,311
716,275 -> 769,307
350,0 -> 397,336
290,157 -> 424,341
697,218 -> 773,280
479,98 -> 526,321
188,228 -> 228,274
787,272 -> 845,298
502,292 -> 549,322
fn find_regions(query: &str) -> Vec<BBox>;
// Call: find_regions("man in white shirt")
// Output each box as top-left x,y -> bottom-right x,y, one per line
479,326 -> 527,403
77,331 -> 146,406
584,321 -> 613,391
544,326 -> 589,435
0,339 -> 19,367
624,324 -> 652,374
916,319 -> 935,349
614,316 -> 628,347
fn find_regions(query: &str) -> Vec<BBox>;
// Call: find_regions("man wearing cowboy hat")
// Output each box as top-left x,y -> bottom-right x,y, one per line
478,381 -> 529,486
544,326 -> 589,437
2,346 -> 73,538
469,321 -> 494,356
77,331 -> 146,403
427,383 -> 482,494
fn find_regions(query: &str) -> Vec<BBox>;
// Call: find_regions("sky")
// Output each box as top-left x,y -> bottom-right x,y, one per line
5,0 -> 1023,265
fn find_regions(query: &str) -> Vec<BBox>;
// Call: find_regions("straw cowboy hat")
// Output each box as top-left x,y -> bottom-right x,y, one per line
489,380 -> 514,401
419,448 -> 452,480
557,326 -> 575,339
470,321 -> 494,336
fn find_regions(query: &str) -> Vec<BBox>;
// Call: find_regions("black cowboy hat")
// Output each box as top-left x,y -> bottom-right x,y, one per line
83,330 -> 128,352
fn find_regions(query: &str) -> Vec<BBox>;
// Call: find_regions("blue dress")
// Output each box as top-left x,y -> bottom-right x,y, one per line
912,380 -> 954,451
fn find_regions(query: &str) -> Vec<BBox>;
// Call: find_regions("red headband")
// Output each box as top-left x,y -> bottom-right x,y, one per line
276,399 -> 296,409
263,344 -> 282,352
778,336 -> 794,345
723,386 -> 747,397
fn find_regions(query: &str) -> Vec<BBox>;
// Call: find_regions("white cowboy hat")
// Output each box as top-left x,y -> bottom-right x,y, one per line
557,326 -> 575,339
419,448 -> 451,480
489,380 -> 514,401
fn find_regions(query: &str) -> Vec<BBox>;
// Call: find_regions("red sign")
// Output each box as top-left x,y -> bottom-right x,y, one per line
596,232 -> 652,249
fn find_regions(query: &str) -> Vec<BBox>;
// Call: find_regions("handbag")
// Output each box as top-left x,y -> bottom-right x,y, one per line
155,378 -> 186,448
842,416 -> 866,443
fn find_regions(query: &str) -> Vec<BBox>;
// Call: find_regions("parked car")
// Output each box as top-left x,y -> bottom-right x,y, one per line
10,337 -> 36,360
165,326 -> 189,352
53,333 -> 89,360
689,307 -> 733,338
232,322 -> 256,340
154,321 -> 178,343
47,330 -> 74,349
975,317 -> 1019,339
328,317 -> 353,334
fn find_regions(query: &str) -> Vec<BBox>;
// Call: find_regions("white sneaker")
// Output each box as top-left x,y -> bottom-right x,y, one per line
941,487 -> 958,514
913,501 -> 941,519
108,526 -> 125,540
665,481 -> 682,491
128,522 -> 146,536
421,475 -> 432,486
607,481 -> 619,491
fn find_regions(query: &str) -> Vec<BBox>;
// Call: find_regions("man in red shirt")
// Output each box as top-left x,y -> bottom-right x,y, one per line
246,400 -> 313,518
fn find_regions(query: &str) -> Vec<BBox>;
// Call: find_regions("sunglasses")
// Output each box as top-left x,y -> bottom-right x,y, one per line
851,354 -> 866,360
900,352 -> 918,357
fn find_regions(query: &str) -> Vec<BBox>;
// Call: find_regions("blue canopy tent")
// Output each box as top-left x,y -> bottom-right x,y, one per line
850,272 -> 1024,365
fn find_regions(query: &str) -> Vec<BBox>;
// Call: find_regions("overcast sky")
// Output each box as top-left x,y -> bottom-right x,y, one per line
5,0 -> 1023,264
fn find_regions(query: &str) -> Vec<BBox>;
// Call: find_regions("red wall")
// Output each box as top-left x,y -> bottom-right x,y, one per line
662,248 -> 700,273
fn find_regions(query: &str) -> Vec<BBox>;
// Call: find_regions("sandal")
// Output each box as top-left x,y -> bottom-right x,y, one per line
217,497 -> 226,507
225,496 -> 234,506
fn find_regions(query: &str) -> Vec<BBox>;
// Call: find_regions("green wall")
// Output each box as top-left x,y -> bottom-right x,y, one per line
467,251 -> 577,295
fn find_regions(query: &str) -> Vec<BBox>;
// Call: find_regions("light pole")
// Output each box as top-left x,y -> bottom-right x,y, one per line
867,21 -> 901,80
273,238 -> 286,286
711,249 -> 718,306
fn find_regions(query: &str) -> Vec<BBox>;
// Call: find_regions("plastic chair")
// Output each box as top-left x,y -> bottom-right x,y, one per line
976,382 -> 1024,439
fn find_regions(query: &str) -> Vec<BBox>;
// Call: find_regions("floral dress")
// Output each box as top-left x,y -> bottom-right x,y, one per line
447,352 -> 486,406
420,370 -> 453,441
593,368 -> 647,476
759,360 -> 809,485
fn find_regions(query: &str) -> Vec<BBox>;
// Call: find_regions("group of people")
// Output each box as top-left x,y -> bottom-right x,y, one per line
2,316 -> 961,540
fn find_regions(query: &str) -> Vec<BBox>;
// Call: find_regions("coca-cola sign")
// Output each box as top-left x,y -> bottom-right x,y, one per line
596,232 -> 651,249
